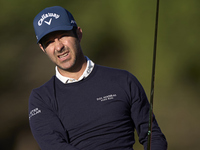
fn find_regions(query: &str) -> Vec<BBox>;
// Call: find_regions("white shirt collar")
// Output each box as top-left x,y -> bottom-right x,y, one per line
55,56 -> 95,84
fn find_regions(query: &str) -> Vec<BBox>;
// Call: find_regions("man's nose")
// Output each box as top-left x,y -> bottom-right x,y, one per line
55,39 -> 64,51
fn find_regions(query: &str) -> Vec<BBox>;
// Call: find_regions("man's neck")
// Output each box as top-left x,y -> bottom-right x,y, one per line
57,56 -> 87,80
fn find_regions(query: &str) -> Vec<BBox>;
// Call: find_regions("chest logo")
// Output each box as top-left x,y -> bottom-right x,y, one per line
97,94 -> 117,102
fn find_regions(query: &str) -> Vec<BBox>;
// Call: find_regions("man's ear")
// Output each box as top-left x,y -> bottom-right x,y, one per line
77,27 -> 83,42
39,44 -> 46,53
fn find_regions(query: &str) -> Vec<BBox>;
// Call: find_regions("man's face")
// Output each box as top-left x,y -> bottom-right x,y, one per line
39,28 -> 83,72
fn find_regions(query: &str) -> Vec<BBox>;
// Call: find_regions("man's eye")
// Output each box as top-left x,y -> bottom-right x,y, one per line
44,40 -> 54,47
60,34 -> 69,38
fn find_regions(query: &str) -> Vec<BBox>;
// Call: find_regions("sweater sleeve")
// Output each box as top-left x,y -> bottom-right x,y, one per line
28,89 -> 80,150
128,74 -> 168,150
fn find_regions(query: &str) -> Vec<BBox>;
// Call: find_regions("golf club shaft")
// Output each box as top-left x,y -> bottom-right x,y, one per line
147,0 -> 160,150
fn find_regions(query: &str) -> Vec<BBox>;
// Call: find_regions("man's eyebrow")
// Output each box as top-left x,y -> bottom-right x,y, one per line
61,30 -> 72,34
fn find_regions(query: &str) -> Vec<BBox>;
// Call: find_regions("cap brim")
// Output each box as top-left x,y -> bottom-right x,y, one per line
37,26 -> 74,43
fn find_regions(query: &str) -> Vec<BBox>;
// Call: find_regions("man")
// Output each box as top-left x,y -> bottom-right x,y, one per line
29,6 -> 167,150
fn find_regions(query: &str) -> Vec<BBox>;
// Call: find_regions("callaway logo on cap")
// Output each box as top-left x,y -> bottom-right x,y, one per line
33,6 -> 77,43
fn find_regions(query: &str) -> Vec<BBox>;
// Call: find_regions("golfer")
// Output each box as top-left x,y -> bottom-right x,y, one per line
29,6 -> 167,150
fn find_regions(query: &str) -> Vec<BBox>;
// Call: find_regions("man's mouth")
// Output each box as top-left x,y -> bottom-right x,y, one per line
58,52 -> 69,58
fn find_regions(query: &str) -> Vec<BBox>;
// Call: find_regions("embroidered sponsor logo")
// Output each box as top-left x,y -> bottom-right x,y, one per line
71,20 -> 76,24
29,108 -> 41,120
38,13 -> 60,26
97,94 -> 117,102
44,18 -> 52,25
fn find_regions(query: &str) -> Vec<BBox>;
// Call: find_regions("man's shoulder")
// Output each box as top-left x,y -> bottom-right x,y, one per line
95,65 -> 136,81
96,65 -> 130,75
95,65 -> 140,85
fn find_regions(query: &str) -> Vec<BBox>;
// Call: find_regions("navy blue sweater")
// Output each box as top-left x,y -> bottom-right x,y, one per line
29,65 -> 167,150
